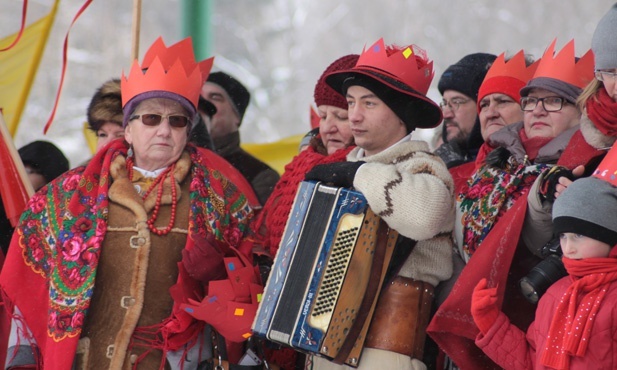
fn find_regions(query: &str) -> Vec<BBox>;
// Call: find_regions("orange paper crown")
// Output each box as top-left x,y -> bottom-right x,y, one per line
121,37 -> 213,109
484,50 -> 539,83
355,38 -> 434,95
531,39 -> 594,89
477,50 -> 540,110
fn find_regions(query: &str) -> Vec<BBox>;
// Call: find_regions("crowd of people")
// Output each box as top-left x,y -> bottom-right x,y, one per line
0,3 -> 617,370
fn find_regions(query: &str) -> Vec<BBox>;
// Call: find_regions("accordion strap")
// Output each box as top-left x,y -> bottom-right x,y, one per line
332,218 -> 393,364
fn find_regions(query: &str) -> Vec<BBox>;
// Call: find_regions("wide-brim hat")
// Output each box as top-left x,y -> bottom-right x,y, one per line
325,67 -> 442,130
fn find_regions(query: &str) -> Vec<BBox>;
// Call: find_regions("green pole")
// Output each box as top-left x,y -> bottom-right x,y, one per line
181,0 -> 212,60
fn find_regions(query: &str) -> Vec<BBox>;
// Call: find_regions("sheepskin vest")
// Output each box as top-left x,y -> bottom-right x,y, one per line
80,153 -> 191,369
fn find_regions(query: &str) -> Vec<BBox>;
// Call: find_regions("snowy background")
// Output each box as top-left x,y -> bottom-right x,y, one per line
2,0 -> 615,167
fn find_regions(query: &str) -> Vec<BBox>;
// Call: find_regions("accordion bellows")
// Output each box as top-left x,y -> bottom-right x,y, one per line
252,181 -> 397,366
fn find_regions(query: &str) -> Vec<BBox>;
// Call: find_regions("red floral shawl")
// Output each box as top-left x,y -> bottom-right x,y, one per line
0,141 -> 254,370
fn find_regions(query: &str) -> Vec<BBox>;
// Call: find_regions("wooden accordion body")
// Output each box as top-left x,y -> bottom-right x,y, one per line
252,181 -> 398,366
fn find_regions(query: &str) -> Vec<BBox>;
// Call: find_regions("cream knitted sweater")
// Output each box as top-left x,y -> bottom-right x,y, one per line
348,140 -> 455,287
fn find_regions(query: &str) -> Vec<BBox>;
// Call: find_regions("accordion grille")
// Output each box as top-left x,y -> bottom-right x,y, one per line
309,213 -> 363,331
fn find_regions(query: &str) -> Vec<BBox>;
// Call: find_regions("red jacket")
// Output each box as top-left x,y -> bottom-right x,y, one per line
476,278 -> 617,370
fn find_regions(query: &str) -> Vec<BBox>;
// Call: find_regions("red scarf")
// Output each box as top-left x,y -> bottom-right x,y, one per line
252,142 -> 354,257
586,88 -> 617,138
541,257 -> 617,370
519,128 -> 553,162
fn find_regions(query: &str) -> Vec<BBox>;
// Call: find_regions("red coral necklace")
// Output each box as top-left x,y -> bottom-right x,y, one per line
126,156 -> 177,236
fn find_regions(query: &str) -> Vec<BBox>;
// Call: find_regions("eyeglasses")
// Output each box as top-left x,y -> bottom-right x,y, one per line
595,70 -> 617,82
520,96 -> 567,112
439,98 -> 471,112
129,114 -> 190,128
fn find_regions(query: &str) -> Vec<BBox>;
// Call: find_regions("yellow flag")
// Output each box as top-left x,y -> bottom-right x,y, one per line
242,134 -> 304,174
0,0 -> 60,137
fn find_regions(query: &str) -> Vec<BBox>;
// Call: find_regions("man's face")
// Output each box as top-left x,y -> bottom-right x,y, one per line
201,82 -> 240,139
441,90 -> 478,144
346,85 -> 407,157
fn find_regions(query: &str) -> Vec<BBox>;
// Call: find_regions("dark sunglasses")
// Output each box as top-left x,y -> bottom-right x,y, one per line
129,114 -> 190,128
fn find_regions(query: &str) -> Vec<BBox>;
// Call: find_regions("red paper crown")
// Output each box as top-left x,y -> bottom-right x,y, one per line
532,39 -> 594,89
484,50 -> 538,83
121,37 -> 214,109
593,145 -> 617,187
355,38 -> 434,95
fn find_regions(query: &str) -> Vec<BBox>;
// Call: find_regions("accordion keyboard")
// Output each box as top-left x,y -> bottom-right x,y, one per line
309,213 -> 364,332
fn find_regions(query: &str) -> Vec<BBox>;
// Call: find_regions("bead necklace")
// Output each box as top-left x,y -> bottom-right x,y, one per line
127,156 -> 178,236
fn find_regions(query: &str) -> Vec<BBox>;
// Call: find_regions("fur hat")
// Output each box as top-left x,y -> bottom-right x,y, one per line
438,53 -> 497,101
592,3 -> 617,70
18,141 -> 69,184
207,71 -> 250,124
326,39 -> 442,131
314,54 -> 359,110
87,79 -> 123,131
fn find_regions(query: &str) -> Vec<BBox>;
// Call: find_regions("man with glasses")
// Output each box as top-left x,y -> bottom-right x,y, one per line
435,53 -> 496,168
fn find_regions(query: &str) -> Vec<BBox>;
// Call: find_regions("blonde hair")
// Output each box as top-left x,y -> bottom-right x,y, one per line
576,78 -> 602,111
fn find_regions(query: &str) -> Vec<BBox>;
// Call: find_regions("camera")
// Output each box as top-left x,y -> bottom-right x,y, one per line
519,237 -> 567,304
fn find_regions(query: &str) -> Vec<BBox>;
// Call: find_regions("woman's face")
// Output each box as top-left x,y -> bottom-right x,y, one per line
124,98 -> 190,171
317,105 -> 353,155
95,122 -> 124,152
478,93 -> 523,141
522,88 -> 581,139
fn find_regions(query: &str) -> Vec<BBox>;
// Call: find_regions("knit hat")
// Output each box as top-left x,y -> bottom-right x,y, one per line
438,53 -> 497,101
591,3 -> 617,70
18,141 -> 69,184
87,79 -> 123,131
554,144 -> 617,246
314,54 -> 360,110
520,39 -> 594,104
553,177 -> 617,246
207,71 -> 251,124
477,51 -> 538,113
326,38 -> 442,131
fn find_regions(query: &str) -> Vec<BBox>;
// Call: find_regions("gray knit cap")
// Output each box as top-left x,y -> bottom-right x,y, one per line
553,176 -> 617,246
592,3 -> 617,70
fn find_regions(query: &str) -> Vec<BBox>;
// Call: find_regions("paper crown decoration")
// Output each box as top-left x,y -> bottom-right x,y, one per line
354,38 -> 434,95
121,37 -> 214,109
477,50 -> 539,109
531,39 -> 594,89
593,144 -> 617,187
483,50 -> 539,84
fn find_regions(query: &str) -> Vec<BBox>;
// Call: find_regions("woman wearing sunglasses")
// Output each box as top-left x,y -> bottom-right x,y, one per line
0,38 -> 261,370
429,39 -> 595,369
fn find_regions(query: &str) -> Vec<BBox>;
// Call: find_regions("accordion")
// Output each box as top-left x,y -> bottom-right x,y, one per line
252,181 -> 398,366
